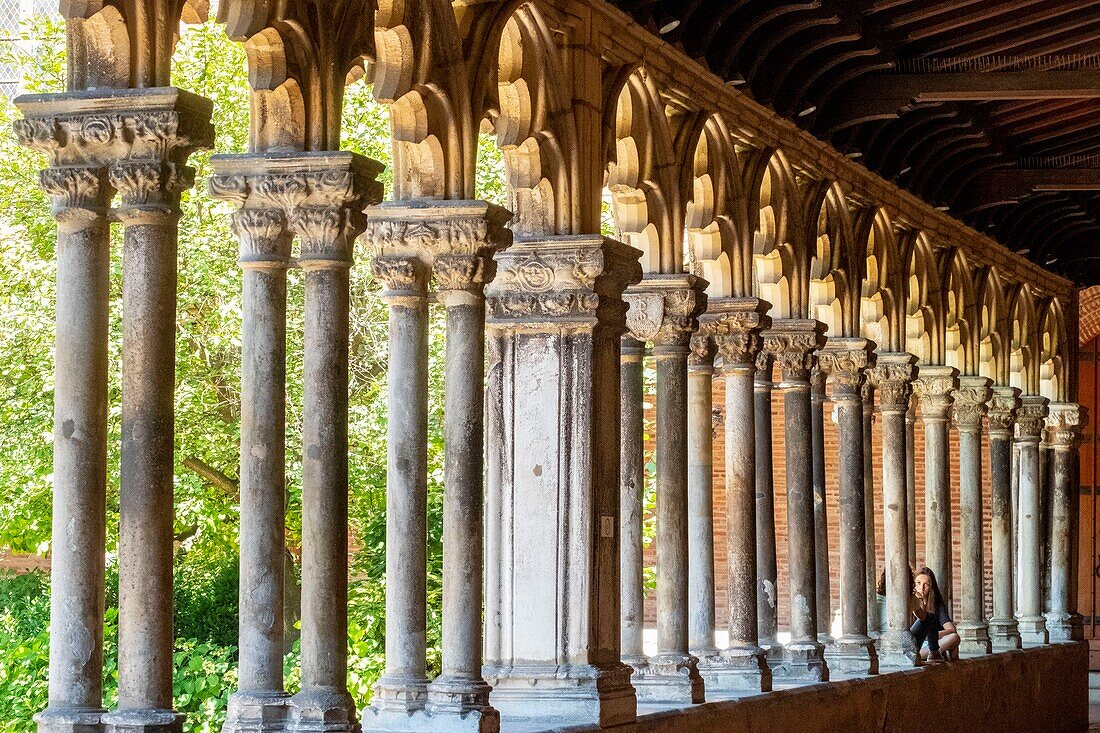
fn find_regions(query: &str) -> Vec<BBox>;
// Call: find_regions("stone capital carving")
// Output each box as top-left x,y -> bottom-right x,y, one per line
754,350 -> 775,386
229,208 -> 290,268
1046,402 -> 1088,449
37,165 -> 113,226
485,235 -> 642,332
987,386 -> 1022,438
623,273 -> 708,350
868,352 -> 918,412
953,375 -> 993,432
703,297 -> 770,373
372,254 -> 432,305
1016,395 -> 1050,440
762,319 -> 826,384
689,332 -> 717,369
915,365 -> 960,421
817,338 -> 875,400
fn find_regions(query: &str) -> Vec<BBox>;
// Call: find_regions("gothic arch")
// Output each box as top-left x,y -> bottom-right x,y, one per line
905,232 -> 943,365
976,267 -> 1008,384
859,209 -> 904,352
1008,284 -> 1040,395
808,183 -> 854,337
1039,298 -> 1068,401
945,250 -> 977,375
752,151 -> 801,318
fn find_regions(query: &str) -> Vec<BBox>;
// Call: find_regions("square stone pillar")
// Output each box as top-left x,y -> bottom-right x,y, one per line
483,236 -> 641,728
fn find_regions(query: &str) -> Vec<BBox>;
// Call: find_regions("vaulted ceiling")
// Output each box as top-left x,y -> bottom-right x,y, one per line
608,0 -> 1100,284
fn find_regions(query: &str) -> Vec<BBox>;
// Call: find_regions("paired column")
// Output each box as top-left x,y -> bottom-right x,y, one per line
14,107 -> 116,733
755,353 -> 780,655
1016,395 -> 1050,645
988,387 -> 1022,649
870,353 -> 919,668
915,366 -> 959,610
764,320 -> 828,681
817,340 -> 877,674
623,274 -> 707,705
620,337 -> 647,669
698,298 -> 772,693
366,201 -> 510,732
1045,403 -> 1087,642
863,383 -> 880,635
811,368 -> 832,642
688,331 -> 719,660
906,407 -> 918,562
953,376 -> 993,655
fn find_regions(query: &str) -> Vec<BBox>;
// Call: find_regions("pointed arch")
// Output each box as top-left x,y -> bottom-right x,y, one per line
1039,298 -> 1069,401
752,150 -> 803,318
808,182 -> 854,337
1008,283 -> 1040,394
944,249 -> 977,374
976,266 -> 1008,383
859,209 -> 904,352
906,232 -> 943,364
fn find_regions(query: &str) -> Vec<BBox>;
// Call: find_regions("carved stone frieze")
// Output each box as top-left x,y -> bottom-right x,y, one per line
1015,395 -> 1050,440
952,376 -> 993,432
915,365 -> 960,420
762,319 -> 826,383
868,352 -> 918,411
1046,402 -> 1088,449
623,273 -> 708,349
987,386 -> 1022,437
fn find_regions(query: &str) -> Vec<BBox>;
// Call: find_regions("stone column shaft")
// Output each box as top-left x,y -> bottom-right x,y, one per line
906,408 -> 918,563
1017,396 -> 1050,645
988,387 -> 1022,648
687,335 -> 718,659
954,376 -> 992,655
811,369 -> 832,641
915,366 -> 959,611
863,383 -> 879,635
870,353 -> 918,668
620,338 -> 646,668
755,355 -> 779,652
1046,402 -> 1087,642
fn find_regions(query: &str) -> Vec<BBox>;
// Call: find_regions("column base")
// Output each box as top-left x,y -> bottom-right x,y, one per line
689,645 -> 721,664
36,706 -> 106,733
988,617 -> 1022,650
223,691 -> 291,733
423,675 -> 498,732
1046,612 -> 1085,642
102,709 -> 183,733
483,662 -> 636,728
288,688 -> 357,733
362,708 -> 497,733
368,673 -> 429,714
876,629 -> 919,669
825,635 -> 878,675
957,622 -> 992,656
772,641 -> 829,682
631,653 -> 705,705
698,645 -> 772,693
1018,615 -> 1049,646
759,636 -> 784,664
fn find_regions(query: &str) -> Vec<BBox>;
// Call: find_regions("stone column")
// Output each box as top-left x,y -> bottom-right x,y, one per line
906,407 -> 918,562
1012,440 -> 1021,613
818,340 -> 877,674
14,106 -> 114,733
988,387 -> 1022,649
482,235 -> 641,727
688,331 -> 718,660
953,376 -> 993,656
1045,402 -> 1087,642
863,383 -> 880,635
620,336 -> 647,669
915,366 -> 959,609
624,274 -> 707,705
698,299 -> 771,693
1016,395 -> 1050,645
811,368 -> 832,642
755,353 -> 780,655
870,353 -> 919,668
764,320 -> 828,681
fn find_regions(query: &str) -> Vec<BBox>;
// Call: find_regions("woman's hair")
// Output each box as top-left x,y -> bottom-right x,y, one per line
914,566 -> 944,608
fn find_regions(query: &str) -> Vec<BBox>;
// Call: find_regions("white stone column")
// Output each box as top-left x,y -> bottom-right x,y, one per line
954,376 -> 993,655
14,103 -> 115,733
818,340 -> 877,674
755,353 -> 780,655
765,320 -> 828,681
688,331 -> 718,660
698,299 -> 771,693
915,366 -> 959,610
988,387 -> 1022,649
870,353 -> 919,668
482,235 -> 641,728
1017,395 -> 1050,645
620,336 -> 647,669
811,367 -> 832,643
1045,402 -> 1087,642
863,382 -> 880,635
624,274 -> 707,705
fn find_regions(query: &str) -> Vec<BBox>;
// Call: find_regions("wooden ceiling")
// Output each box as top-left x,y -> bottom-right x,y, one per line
608,0 -> 1100,284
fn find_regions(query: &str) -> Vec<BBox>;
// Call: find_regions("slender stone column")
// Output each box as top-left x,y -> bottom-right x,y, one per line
988,387 -> 1022,649
624,274 -> 707,705
698,299 -> 771,693
906,407 -> 918,563
483,235 -> 641,727
14,106 -> 114,733
915,365 -> 959,609
811,368 -> 833,642
688,331 -> 719,660
1012,440 -> 1021,613
755,353 -> 780,655
818,340 -> 877,674
863,383 -> 880,635
620,336 -> 647,669
764,320 -> 828,681
953,376 -> 993,655
870,353 -> 919,668
1045,402 -> 1087,642
1016,395 -> 1050,645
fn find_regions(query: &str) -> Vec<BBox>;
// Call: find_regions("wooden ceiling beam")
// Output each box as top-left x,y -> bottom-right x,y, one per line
965,169 -> 1100,211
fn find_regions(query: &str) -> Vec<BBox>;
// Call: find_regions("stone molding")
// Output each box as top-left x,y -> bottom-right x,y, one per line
953,375 -> 993,432
915,365 -> 960,420
816,337 -> 875,400
869,352 -> 918,412
988,386 -> 1022,438
623,272 -> 709,350
1016,395 -> 1050,440
762,319 -> 826,384
1046,402 -> 1088,449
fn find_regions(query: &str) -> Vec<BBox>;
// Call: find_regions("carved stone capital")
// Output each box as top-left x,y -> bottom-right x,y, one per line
230,208 -> 290,268
915,365 -> 960,421
1016,395 -> 1050,441
703,297 -> 770,373
485,235 -> 642,332
988,386 -> 1022,438
372,255 -> 432,305
109,159 -> 196,214
37,166 -> 112,226
868,352 -> 918,412
623,273 -> 708,351
762,319 -> 826,384
953,375 -> 993,432
689,332 -> 717,369
1046,402 -> 1088,449
817,338 -> 875,400
754,350 -> 775,386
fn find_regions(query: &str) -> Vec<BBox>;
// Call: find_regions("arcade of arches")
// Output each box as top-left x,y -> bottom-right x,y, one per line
10,1 -> 1096,732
